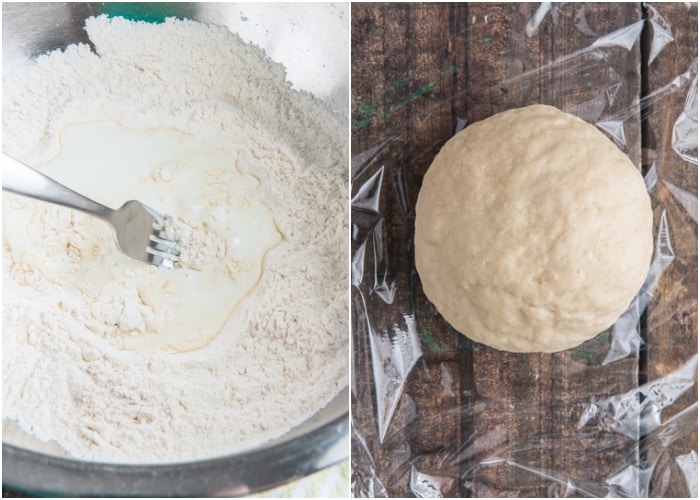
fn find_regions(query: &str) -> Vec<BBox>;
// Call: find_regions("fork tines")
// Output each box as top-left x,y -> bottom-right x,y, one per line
148,222 -> 181,269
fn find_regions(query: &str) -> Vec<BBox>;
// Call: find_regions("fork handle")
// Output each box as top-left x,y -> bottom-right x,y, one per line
2,152 -> 113,220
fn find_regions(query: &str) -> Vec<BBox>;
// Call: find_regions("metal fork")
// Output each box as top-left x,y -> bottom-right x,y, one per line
2,152 -> 180,269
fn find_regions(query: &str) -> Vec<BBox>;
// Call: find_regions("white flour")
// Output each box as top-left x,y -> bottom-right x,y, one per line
2,16 -> 347,463
162,216 -> 227,271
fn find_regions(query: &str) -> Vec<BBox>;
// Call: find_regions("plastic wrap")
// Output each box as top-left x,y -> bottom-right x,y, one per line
351,3 -> 697,497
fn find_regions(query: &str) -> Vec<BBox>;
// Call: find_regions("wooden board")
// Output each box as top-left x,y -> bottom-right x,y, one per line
351,3 -> 697,497
640,3 -> 698,498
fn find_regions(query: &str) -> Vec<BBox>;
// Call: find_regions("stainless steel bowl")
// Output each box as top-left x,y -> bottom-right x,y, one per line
2,2 -> 349,496
3,389 -> 348,496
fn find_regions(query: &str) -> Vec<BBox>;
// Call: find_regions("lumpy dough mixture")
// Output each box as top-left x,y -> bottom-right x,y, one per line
2,16 -> 347,463
415,104 -> 653,353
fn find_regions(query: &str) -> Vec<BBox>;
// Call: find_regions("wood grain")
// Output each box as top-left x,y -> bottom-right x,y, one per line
352,6 -> 472,496
640,3 -> 698,498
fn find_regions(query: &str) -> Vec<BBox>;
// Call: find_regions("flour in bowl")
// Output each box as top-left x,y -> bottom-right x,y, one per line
2,16 -> 347,463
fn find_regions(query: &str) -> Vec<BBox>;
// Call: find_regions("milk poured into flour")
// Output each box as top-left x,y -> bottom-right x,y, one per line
4,122 -> 281,352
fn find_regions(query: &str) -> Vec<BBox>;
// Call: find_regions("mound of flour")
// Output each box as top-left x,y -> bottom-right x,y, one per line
2,16 -> 347,463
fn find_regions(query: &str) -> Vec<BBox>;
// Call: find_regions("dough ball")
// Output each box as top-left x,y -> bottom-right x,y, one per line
415,104 -> 653,353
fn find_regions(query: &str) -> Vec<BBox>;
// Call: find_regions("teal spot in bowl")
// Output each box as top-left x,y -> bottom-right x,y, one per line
101,3 -> 195,23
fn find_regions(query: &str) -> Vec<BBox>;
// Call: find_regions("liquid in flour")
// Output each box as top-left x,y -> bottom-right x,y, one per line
3,14 -> 348,463
4,122 -> 281,353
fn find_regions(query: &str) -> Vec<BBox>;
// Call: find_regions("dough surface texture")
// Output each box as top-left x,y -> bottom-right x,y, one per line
415,104 -> 653,353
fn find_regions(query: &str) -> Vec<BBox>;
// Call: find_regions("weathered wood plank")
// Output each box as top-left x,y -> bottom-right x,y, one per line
640,3 -> 698,498
352,5 -> 472,496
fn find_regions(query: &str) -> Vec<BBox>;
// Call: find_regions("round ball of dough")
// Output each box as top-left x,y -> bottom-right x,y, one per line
415,104 -> 653,353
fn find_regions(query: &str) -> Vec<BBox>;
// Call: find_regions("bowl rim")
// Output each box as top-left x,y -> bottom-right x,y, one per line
2,409 -> 348,497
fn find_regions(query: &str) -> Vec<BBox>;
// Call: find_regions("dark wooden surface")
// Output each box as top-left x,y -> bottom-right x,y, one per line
351,3 -> 697,497
640,3 -> 699,498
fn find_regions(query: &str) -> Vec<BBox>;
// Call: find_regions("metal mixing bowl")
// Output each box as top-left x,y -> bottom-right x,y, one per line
2,2 -> 349,496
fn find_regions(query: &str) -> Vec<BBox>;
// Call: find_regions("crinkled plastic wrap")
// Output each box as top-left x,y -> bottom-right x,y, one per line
351,3 -> 697,497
